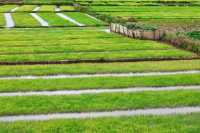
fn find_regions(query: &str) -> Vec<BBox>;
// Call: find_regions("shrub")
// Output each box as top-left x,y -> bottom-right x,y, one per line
163,32 -> 200,55
125,23 -> 157,31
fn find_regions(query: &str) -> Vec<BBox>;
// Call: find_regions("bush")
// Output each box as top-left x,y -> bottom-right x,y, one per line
163,32 -> 200,55
125,23 -> 157,31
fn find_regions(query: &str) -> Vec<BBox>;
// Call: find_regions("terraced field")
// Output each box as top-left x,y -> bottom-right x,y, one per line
0,26 -> 199,132
0,5 -> 16,12
0,5 -> 105,27
0,1 -> 200,133
89,4 -> 200,28
93,6 -> 200,19
0,28 -> 197,63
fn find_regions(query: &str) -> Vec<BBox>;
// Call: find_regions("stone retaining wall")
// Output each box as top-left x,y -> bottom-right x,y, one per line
110,23 -> 165,40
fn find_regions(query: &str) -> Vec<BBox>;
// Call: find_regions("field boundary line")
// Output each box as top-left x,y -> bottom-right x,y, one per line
4,13 -> 15,28
32,6 -> 41,12
0,106 -> 200,122
56,13 -> 85,26
85,14 -> 100,21
1,70 -> 200,80
0,85 -> 199,97
101,28 -> 111,33
10,6 -> 19,12
0,57 -> 200,65
30,13 -> 49,27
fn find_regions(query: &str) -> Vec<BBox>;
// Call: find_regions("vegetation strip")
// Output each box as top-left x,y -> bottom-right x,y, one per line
4,13 -> 15,28
0,85 -> 199,97
0,60 -> 199,76
0,70 -> 199,80
30,13 -> 49,27
0,107 -> 200,122
0,90 -> 200,117
0,113 -> 199,132
56,13 -> 85,26
0,73 -> 200,92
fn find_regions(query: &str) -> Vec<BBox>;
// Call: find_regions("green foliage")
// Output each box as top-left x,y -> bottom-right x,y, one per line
187,31 -> 200,40
125,22 -> 157,31
163,32 -> 200,55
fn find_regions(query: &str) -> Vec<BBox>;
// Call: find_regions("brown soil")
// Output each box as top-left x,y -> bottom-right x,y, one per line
0,57 -> 199,65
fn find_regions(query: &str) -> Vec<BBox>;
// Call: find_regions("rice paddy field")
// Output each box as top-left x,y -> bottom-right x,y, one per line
86,1 -> 200,28
0,0 -> 200,132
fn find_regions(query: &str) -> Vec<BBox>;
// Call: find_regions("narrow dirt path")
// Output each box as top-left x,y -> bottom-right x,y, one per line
32,6 -> 40,12
30,13 -> 49,26
0,85 -> 199,97
56,13 -> 85,26
10,6 -> 19,12
0,70 -> 199,80
0,106 -> 199,122
85,14 -> 101,21
4,13 -> 15,28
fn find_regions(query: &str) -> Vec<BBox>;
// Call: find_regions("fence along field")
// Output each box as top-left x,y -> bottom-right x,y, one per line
0,0 -> 200,132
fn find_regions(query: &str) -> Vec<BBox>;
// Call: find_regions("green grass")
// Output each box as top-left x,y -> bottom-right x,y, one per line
64,12 -> 106,26
0,13 -> 5,27
0,73 -> 200,92
23,0 -> 73,4
100,11 -> 200,19
90,5 -> 200,28
0,5 -> 17,12
0,49 -> 196,62
0,113 -> 199,133
0,28 -> 196,62
138,18 -> 200,29
60,6 -> 75,11
92,6 -> 200,19
0,41 -> 175,53
12,13 -> 40,27
38,13 -> 75,26
0,60 -> 199,76
16,5 -> 37,12
91,6 -> 200,13
39,5 -> 55,12
0,90 -> 200,115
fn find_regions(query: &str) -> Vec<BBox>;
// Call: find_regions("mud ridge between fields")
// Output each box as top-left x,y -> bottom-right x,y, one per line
0,57 -> 199,65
